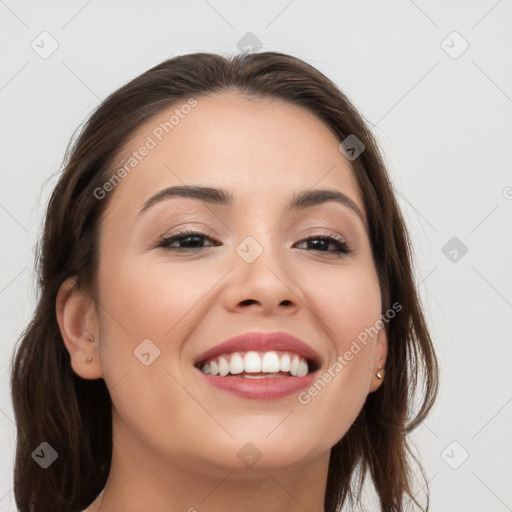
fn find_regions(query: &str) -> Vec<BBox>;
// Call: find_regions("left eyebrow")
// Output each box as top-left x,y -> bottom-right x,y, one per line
138,185 -> 367,230
286,188 -> 367,231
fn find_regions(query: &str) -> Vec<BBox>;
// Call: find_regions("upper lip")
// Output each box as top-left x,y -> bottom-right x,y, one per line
193,331 -> 322,369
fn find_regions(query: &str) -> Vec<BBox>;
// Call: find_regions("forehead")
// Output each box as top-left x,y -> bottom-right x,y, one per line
104,90 -> 364,219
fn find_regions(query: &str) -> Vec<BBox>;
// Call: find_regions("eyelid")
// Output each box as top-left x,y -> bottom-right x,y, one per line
157,224 -> 217,239
152,225 -> 219,249
156,227 -> 353,255
292,226 -> 351,245
294,231 -> 352,254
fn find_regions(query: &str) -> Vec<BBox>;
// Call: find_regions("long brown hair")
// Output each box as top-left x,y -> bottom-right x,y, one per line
10,51 -> 439,512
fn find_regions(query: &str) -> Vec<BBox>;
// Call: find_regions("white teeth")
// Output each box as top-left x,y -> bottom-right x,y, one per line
210,360 -> 220,376
199,350 -> 311,377
244,351 -> 262,373
229,353 -> 244,374
280,353 -> 291,372
218,356 -> 229,376
297,359 -> 308,377
261,351 -> 280,373
243,372 -> 281,379
290,355 -> 300,376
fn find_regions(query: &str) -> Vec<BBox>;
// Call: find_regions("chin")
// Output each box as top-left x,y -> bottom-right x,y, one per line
213,433 -> 329,473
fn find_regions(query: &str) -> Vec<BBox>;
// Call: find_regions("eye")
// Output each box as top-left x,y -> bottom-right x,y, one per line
294,234 -> 352,255
156,229 -> 352,255
157,229 -> 220,250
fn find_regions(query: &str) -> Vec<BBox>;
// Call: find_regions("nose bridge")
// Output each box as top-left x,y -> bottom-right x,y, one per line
224,230 -> 299,313
230,202 -> 278,263
236,231 -> 283,281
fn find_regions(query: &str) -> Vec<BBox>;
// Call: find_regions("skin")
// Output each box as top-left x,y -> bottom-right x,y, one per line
57,90 -> 387,512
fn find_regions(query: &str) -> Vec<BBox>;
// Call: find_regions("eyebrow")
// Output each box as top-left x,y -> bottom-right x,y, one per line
138,185 -> 367,229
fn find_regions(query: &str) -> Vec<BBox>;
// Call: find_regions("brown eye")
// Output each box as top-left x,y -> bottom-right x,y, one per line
294,235 -> 352,254
157,230 -> 220,250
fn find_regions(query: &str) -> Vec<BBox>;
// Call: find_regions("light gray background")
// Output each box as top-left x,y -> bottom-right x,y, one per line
1,1 -> 511,511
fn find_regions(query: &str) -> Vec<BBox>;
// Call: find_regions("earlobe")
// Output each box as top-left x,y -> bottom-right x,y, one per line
56,276 -> 103,379
369,325 -> 388,392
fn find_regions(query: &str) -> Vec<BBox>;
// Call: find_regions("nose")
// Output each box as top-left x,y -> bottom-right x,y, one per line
222,239 -> 301,316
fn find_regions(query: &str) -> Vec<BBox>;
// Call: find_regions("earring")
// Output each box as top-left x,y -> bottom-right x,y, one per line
376,365 -> 384,379
86,335 -> 95,362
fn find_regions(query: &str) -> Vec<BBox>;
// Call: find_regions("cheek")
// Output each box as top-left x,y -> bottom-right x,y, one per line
293,261 -> 382,432
98,255 -> 214,339
95,256 -> 224,459
95,253 -> 219,386
300,258 -> 382,350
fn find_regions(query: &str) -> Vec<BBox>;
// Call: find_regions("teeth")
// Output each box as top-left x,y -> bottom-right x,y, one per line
199,350 -> 311,377
243,372 -> 281,379
210,360 -> 219,376
290,355 -> 300,376
261,351 -> 280,373
218,356 -> 229,376
280,353 -> 291,372
244,351 -> 262,373
297,359 -> 308,377
229,353 -> 244,374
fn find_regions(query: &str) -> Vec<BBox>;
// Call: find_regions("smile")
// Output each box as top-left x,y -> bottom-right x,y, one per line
198,350 -> 310,377
193,331 -> 322,400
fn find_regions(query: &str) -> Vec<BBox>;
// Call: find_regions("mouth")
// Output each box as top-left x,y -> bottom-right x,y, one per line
193,331 -> 321,400
195,350 -> 319,378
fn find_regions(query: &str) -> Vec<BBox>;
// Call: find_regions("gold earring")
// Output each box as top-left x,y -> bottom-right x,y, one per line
376,365 -> 384,379
86,335 -> 95,362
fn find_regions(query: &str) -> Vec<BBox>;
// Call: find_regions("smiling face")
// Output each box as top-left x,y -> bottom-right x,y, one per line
63,90 -> 387,477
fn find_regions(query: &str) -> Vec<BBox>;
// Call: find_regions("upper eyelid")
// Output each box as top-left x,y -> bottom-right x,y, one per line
159,229 -> 350,247
160,228 -> 346,239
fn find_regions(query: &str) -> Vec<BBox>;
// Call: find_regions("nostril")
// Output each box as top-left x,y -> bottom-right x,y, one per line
280,300 -> 292,306
240,299 -> 257,306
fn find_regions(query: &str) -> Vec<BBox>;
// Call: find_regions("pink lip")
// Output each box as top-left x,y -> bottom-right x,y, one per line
193,331 -> 321,366
193,331 -> 321,401
198,372 -> 317,400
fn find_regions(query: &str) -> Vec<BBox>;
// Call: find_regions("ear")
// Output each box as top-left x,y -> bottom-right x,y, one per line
368,324 -> 388,392
56,276 -> 103,379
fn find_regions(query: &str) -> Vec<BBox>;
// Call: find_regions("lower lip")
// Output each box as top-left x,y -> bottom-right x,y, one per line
197,369 -> 317,400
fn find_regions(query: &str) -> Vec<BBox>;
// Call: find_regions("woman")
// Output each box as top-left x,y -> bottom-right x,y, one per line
10,51 -> 439,512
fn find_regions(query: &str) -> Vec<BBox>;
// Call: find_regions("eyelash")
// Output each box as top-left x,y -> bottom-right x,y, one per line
156,228 -> 352,255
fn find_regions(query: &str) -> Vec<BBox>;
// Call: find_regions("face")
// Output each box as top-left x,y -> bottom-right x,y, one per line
71,91 -> 386,474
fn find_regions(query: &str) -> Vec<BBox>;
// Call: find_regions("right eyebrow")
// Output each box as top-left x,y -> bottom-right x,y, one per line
138,185 -> 233,215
